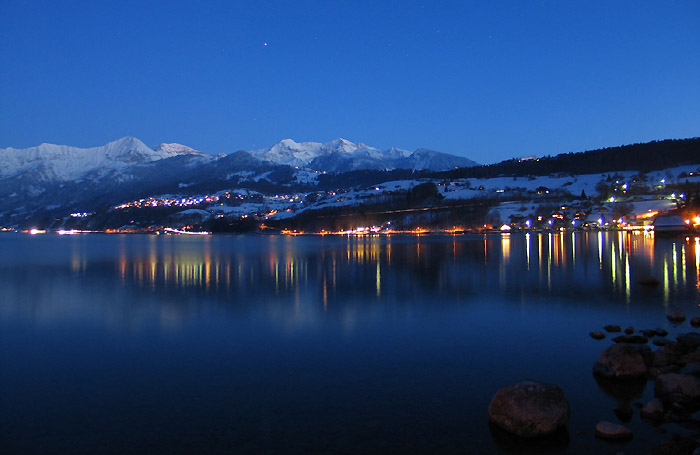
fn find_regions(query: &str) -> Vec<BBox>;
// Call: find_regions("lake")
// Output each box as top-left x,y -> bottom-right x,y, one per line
1,231 -> 699,454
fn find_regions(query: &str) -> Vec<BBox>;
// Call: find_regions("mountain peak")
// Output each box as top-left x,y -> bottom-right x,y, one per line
278,139 -> 300,147
328,138 -> 353,146
152,142 -> 203,156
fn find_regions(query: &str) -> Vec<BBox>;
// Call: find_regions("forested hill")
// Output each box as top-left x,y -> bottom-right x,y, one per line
316,138 -> 699,190
444,137 -> 700,179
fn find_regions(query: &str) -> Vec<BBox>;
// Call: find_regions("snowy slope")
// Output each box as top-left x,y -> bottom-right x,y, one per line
0,136 -> 203,181
250,138 -> 476,171
152,142 -> 205,156
249,138 -> 381,167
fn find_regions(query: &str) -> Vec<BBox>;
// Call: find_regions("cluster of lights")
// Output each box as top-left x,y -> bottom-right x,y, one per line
336,226 -> 384,235
114,195 -> 220,210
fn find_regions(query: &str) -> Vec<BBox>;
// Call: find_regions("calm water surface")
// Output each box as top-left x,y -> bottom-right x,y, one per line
1,232 -> 699,454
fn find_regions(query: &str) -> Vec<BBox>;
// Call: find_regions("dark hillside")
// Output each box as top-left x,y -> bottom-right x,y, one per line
443,138 -> 700,179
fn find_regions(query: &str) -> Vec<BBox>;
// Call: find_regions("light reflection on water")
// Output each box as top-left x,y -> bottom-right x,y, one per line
94,232 -> 699,305
1,231 -> 699,454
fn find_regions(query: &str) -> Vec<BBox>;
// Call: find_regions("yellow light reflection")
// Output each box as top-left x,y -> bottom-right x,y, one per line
664,258 -> 670,306
502,234 -> 511,262
611,243 -> 617,288
525,232 -> 531,270
695,238 -> 700,294
376,260 -> 381,297
625,255 -> 631,304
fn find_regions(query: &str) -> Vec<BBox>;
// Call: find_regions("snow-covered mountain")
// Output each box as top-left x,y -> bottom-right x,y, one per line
0,136 -> 475,183
152,142 -> 205,157
0,136 -> 204,182
250,138 -> 477,171
0,136 -> 480,227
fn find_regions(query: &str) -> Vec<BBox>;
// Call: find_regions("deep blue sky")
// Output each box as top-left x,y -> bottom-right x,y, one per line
1,1 -> 698,164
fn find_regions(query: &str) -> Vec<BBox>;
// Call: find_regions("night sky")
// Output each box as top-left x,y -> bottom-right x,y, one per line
1,0 -> 698,164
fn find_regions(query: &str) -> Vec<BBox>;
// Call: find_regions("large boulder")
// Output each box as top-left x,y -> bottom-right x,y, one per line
593,343 -> 650,380
488,380 -> 570,438
654,373 -> 700,411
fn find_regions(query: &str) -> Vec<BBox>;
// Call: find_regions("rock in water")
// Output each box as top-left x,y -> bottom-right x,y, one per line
677,332 -> 700,348
691,317 -> 700,328
638,276 -> 661,286
488,380 -> 570,438
604,325 -> 622,333
593,343 -> 650,380
612,335 -> 648,344
590,331 -> 606,340
667,309 -> 686,323
656,328 -> 669,337
640,397 -> 665,420
654,373 -> 700,412
653,338 -> 672,347
595,421 -> 633,440
614,401 -> 634,421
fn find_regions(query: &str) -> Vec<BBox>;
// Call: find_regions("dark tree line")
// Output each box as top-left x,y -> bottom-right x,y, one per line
442,138 -> 700,179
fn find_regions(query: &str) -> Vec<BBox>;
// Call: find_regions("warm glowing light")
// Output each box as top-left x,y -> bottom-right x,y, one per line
500,224 -> 511,231
163,228 -> 209,235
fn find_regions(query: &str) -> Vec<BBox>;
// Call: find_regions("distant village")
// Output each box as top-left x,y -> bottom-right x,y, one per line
28,163 -> 699,236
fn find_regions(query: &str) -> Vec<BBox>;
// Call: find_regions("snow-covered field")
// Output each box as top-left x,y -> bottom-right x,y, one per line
117,164 -> 699,226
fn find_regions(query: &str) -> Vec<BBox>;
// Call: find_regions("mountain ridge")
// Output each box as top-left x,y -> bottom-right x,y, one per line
0,136 -> 478,179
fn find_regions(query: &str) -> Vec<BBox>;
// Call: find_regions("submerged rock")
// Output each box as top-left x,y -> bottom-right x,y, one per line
595,376 -> 647,402
614,401 -> 634,421
605,325 -> 622,333
692,317 -> 700,328
656,328 -> 669,337
594,421 -> 633,440
641,328 -> 658,337
612,335 -> 648,344
590,331 -> 606,340
667,310 -> 687,323
624,326 -> 635,334
593,343 -> 650,380
654,338 -> 673,347
640,397 -> 665,420
488,380 -> 570,438
639,276 -> 661,286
